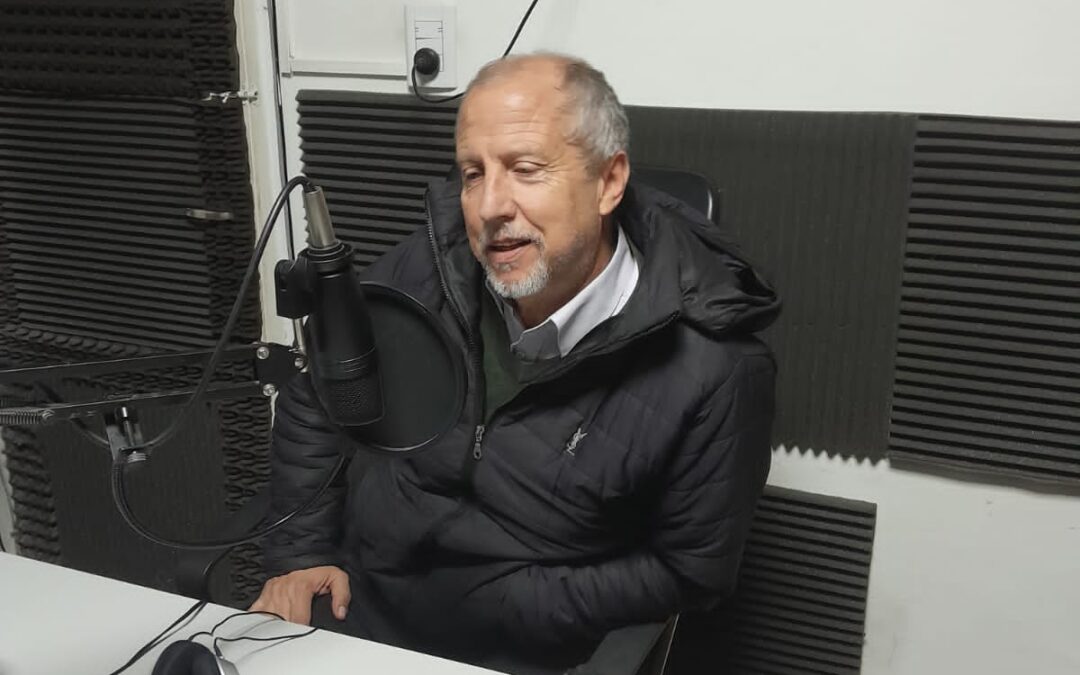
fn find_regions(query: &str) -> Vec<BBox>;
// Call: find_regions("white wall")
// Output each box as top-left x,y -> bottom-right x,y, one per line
236,0 -> 296,348
275,0 -> 1080,120
234,2 -> 1080,673
769,448 -> 1080,675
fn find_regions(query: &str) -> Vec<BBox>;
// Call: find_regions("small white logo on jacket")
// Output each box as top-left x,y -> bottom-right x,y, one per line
565,427 -> 588,455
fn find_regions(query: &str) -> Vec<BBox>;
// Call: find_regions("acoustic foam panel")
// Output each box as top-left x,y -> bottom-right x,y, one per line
668,485 -> 877,675
0,0 -> 270,601
889,114 -> 1080,485
626,109 -> 916,462
297,91 -> 459,268
0,0 -> 236,98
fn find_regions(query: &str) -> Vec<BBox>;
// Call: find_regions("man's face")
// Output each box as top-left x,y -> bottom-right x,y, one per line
455,65 -> 610,301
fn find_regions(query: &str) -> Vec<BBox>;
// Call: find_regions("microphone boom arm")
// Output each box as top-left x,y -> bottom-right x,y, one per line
0,342 -> 305,456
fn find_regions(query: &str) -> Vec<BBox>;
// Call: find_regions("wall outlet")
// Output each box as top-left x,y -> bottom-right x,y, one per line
405,5 -> 457,90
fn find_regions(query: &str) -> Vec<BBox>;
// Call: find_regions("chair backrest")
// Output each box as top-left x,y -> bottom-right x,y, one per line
633,165 -> 720,226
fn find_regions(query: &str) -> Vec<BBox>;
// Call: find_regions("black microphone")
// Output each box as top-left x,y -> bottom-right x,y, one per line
275,185 -> 384,426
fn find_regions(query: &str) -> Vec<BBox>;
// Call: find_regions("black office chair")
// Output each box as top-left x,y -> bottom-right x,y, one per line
633,166 -> 720,227
178,166 -> 720,675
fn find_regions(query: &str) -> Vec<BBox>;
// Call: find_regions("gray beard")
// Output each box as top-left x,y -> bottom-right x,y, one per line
484,255 -> 550,299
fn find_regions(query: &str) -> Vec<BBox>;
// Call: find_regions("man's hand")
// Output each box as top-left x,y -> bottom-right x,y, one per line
249,565 -> 350,625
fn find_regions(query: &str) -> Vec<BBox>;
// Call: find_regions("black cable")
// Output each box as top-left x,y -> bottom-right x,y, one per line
175,608 -> 319,663
267,0 -> 298,264
265,0 -> 302,353
110,605 -> 310,674
107,599 -> 208,675
187,609 -> 321,660
410,66 -> 466,104
410,0 -> 541,104
212,627 -> 319,657
107,174 -> 349,550
187,610 -> 287,643
500,0 -> 542,57
209,610 -> 287,636
124,175 -> 311,456
111,452 -> 346,550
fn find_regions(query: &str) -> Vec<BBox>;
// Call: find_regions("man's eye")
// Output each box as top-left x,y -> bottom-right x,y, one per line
462,170 -> 481,182
514,164 -> 540,176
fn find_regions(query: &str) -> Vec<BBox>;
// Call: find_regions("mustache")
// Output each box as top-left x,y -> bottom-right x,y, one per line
478,223 -> 544,249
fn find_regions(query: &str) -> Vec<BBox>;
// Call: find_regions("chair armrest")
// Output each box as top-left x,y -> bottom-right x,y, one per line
568,616 -> 678,675
175,489 -> 271,601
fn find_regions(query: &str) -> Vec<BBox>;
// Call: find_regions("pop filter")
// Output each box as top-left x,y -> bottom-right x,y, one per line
343,282 -> 465,452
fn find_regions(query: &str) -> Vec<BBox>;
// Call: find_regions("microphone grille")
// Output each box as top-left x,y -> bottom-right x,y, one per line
324,375 -> 383,425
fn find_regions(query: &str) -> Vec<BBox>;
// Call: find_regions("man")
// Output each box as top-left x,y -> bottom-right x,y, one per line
252,53 -> 780,671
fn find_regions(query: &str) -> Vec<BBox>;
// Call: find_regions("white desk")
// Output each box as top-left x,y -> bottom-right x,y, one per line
0,552 -> 503,675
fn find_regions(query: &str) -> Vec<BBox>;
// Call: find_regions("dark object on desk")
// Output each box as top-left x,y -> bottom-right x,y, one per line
151,642 -> 238,675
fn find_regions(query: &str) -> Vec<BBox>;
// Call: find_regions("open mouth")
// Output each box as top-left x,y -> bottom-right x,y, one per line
487,238 -> 532,253
486,238 -> 535,265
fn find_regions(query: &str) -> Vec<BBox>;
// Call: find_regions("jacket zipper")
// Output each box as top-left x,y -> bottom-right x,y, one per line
425,193 -> 680,464
472,312 -> 680,465
472,424 -> 486,460
425,195 -> 486,464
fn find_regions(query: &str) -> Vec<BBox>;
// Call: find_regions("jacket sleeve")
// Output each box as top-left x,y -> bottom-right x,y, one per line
261,228 -> 435,577
262,373 -> 352,577
489,350 -> 775,647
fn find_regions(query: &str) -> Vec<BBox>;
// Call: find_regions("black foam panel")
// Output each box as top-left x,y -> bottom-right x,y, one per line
0,0 -> 237,98
297,90 -> 459,267
889,114 -> 1080,485
627,108 -> 916,460
0,0 -> 269,603
667,485 -> 877,674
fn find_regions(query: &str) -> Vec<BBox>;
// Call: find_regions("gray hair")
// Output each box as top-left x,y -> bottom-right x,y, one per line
463,53 -> 630,172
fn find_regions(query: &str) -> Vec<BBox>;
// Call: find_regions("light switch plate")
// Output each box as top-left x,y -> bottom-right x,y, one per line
405,5 -> 457,90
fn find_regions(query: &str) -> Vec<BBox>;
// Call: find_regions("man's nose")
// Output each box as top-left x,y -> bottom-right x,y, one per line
477,171 -> 515,223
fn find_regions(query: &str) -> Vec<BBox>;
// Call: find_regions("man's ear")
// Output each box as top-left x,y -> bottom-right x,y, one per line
597,151 -> 630,218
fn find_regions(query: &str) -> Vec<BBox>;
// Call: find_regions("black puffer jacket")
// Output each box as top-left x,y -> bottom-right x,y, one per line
264,179 -> 780,665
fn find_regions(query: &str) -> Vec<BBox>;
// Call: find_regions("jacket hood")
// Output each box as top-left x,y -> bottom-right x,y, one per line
425,178 -> 779,353
616,181 -> 780,338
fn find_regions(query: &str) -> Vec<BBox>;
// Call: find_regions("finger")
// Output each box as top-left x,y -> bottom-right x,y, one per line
289,586 -> 313,626
249,585 -> 272,612
258,584 -> 292,620
328,571 -> 351,621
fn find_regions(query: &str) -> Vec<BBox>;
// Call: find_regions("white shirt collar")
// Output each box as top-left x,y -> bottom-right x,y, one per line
487,225 -> 640,361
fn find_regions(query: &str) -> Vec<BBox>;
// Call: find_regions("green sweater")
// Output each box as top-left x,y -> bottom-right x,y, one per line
478,291 -> 546,422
